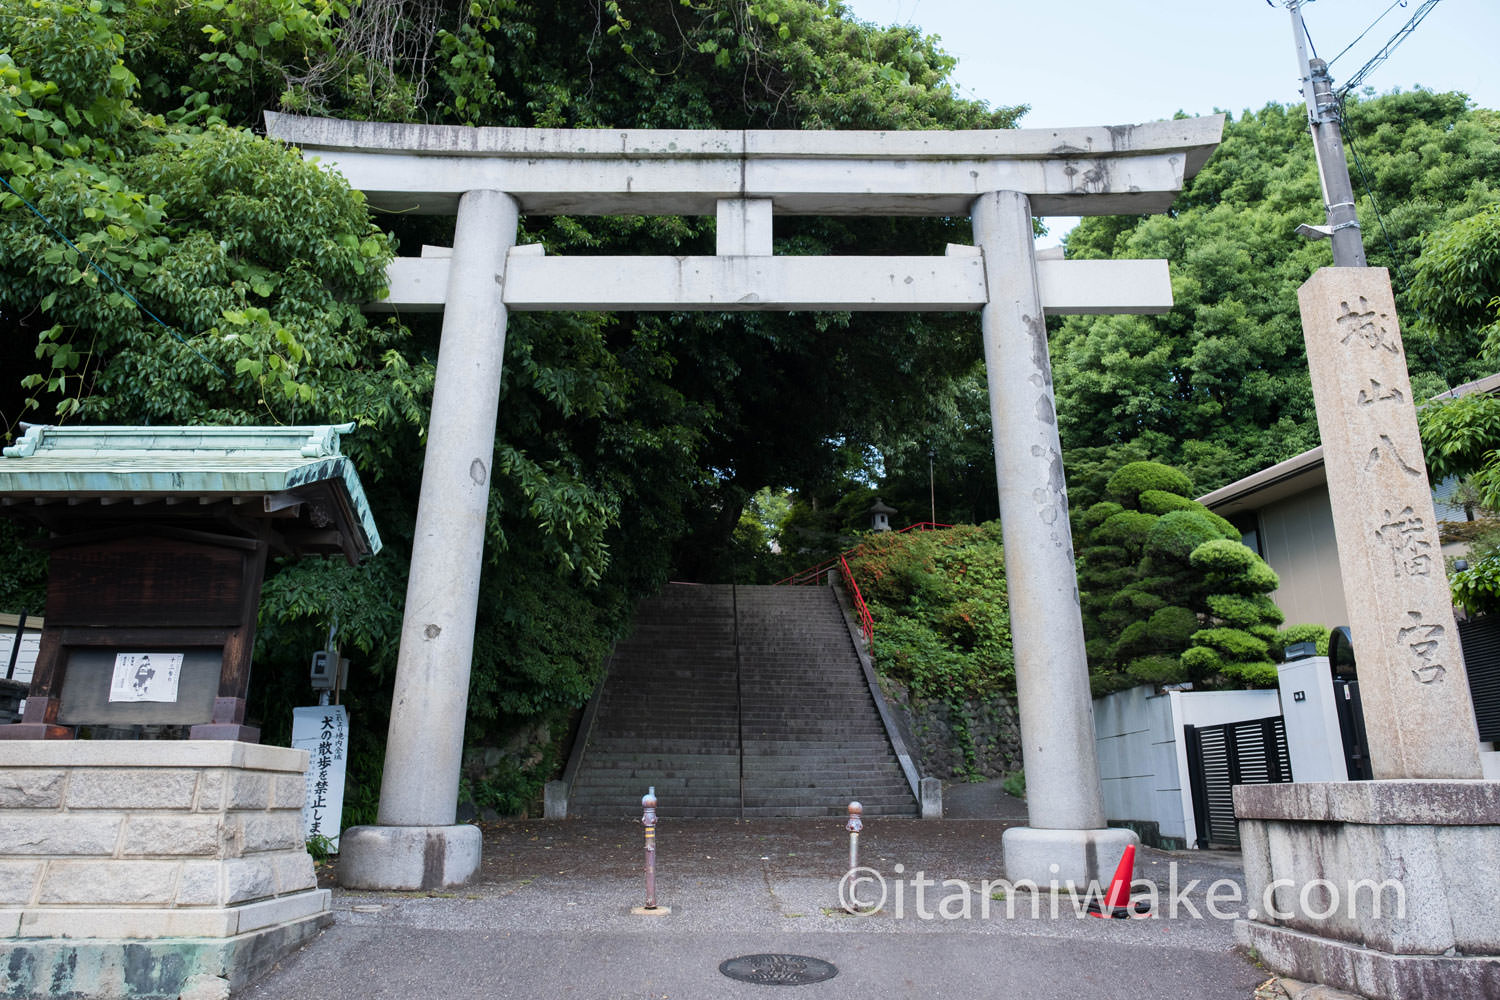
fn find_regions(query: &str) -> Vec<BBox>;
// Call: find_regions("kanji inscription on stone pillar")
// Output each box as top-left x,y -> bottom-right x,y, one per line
1298,267 -> 1483,779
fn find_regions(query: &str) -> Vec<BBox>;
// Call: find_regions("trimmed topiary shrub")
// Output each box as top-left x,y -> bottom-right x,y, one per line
1112,620 -> 1151,658
1190,538 -> 1258,575
1097,510 -> 1159,546
1079,459 -> 1284,693
1138,489 -> 1203,516
1224,661 -> 1280,686
1206,593 -> 1285,629
1147,605 -> 1201,645
1149,510 -> 1234,561
1106,461 -> 1194,505
1274,623 -> 1331,658
1179,645 -> 1224,678
1192,627 -> 1270,660
1083,501 -> 1126,529
1127,655 -> 1185,684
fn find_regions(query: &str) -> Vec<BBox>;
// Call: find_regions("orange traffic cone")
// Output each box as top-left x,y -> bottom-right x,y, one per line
1087,844 -> 1151,919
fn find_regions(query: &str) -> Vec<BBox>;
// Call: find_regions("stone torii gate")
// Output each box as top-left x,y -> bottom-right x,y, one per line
266,112 -> 1224,890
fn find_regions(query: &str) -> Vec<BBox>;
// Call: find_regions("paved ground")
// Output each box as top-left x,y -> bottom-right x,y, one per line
241,807 -> 1278,1000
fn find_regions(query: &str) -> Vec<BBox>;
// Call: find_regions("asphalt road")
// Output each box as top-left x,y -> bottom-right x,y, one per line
240,817 -> 1271,1000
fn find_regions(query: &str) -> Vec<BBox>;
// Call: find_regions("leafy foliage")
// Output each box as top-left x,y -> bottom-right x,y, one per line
846,523 -> 1012,702
1275,623 -> 1331,658
1077,461 -> 1289,692
1410,187 -> 1500,611
1054,93 -> 1500,494
1,0 -> 1023,815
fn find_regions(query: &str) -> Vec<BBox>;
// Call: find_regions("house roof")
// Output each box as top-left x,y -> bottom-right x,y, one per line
0,424 -> 381,561
1197,447 -> 1329,517
1198,371 -> 1500,516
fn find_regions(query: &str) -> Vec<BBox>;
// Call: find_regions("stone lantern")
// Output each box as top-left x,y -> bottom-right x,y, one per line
868,498 -> 896,532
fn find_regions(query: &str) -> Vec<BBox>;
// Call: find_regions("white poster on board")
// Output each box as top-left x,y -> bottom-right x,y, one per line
108,652 -> 183,703
292,705 -> 349,851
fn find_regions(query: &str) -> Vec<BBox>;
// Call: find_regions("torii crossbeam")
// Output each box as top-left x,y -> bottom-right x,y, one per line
267,112 -> 1224,890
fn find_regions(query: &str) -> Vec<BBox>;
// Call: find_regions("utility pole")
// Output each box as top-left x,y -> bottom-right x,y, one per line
1287,1 -> 1367,267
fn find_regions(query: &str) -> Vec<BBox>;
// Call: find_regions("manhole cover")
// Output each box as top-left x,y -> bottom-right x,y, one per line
719,954 -> 838,986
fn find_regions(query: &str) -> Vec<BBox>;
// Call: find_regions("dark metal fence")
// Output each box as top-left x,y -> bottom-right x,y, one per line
1184,715 -> 1292,849
1458,615 -> 1500,744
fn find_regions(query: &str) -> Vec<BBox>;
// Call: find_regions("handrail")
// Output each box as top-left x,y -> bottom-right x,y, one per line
775,521 -> 954,645
838,554 -> 875,645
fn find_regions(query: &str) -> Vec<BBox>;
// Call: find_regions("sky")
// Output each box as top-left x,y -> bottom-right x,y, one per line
841,0 -> 1500,244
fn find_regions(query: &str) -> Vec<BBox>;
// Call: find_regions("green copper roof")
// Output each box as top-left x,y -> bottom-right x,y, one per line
1,424 -> 381,558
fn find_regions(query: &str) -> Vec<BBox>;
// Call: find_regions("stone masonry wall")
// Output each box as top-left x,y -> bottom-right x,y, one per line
878,676 -> 1022,781
0,741 -> 319,940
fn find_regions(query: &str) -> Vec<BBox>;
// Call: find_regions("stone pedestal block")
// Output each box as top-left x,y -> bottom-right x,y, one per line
337,824 -> 481,890
919,776 -> 942,820
1001,825 -> 1137,887
544,780 -> 568,820
0,741 -> 331,998
1234,780 -> 1500,1000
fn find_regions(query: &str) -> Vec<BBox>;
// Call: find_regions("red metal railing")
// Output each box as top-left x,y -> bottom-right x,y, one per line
838,553 -> 875,644
776,522 -> 953,645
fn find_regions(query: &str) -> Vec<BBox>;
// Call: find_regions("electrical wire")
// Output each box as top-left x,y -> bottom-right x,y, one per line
1338,0 -> 1443,97
0,174 -> 225,376
1279,0 -> 1322,59
1327,0 -> 1407,71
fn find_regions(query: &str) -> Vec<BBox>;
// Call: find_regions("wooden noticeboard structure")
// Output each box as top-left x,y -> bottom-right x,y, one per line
0,424 -> 381,741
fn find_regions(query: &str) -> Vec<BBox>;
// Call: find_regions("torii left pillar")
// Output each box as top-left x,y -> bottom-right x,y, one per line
340,190 -> 519,889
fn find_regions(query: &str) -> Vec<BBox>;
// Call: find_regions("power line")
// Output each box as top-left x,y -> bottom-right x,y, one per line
1339,0 -> 1444,97
1327,0 -> 1408,71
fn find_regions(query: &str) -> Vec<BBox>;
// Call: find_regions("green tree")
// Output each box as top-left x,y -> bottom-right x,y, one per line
1,0 -> 1026,817
1076,461 -> 1287,692
1414,203 -> 1500,502
1053,93 -> 1500,494
1411,200 -> 1500,613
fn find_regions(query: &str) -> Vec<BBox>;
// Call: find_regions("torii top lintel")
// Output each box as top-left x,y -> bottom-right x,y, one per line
264,112 -> 1224,218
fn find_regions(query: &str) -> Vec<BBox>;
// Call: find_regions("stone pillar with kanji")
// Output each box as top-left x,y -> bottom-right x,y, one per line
1299,267 -> 1483,779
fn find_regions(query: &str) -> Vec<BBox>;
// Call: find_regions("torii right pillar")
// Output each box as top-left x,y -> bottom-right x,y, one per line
973,190 -> 1136,887
1234,267 -> 1499,1000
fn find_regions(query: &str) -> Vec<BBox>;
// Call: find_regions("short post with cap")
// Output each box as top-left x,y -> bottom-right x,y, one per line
846,801 -> 863,873
631,786 -> 670,915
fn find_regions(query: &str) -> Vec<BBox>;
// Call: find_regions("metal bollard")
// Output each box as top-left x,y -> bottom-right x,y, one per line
846,800 -> 863,873
642,786 -> 658,910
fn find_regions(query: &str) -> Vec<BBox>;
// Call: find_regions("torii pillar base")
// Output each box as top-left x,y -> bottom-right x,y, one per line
1002,826 -> 1137,887
337,825 -> 482,891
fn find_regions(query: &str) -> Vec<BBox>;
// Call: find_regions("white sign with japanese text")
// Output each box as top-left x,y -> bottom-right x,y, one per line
292,705 -> 349,851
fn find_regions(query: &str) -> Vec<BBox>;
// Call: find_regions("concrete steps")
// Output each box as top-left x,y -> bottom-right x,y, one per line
566,583 -> 917,819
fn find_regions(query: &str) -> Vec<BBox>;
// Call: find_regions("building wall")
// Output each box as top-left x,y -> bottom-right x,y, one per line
1255,483 -> 1350,629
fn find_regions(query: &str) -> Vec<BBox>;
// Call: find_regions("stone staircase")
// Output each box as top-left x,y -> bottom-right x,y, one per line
566,583 -> 917,819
